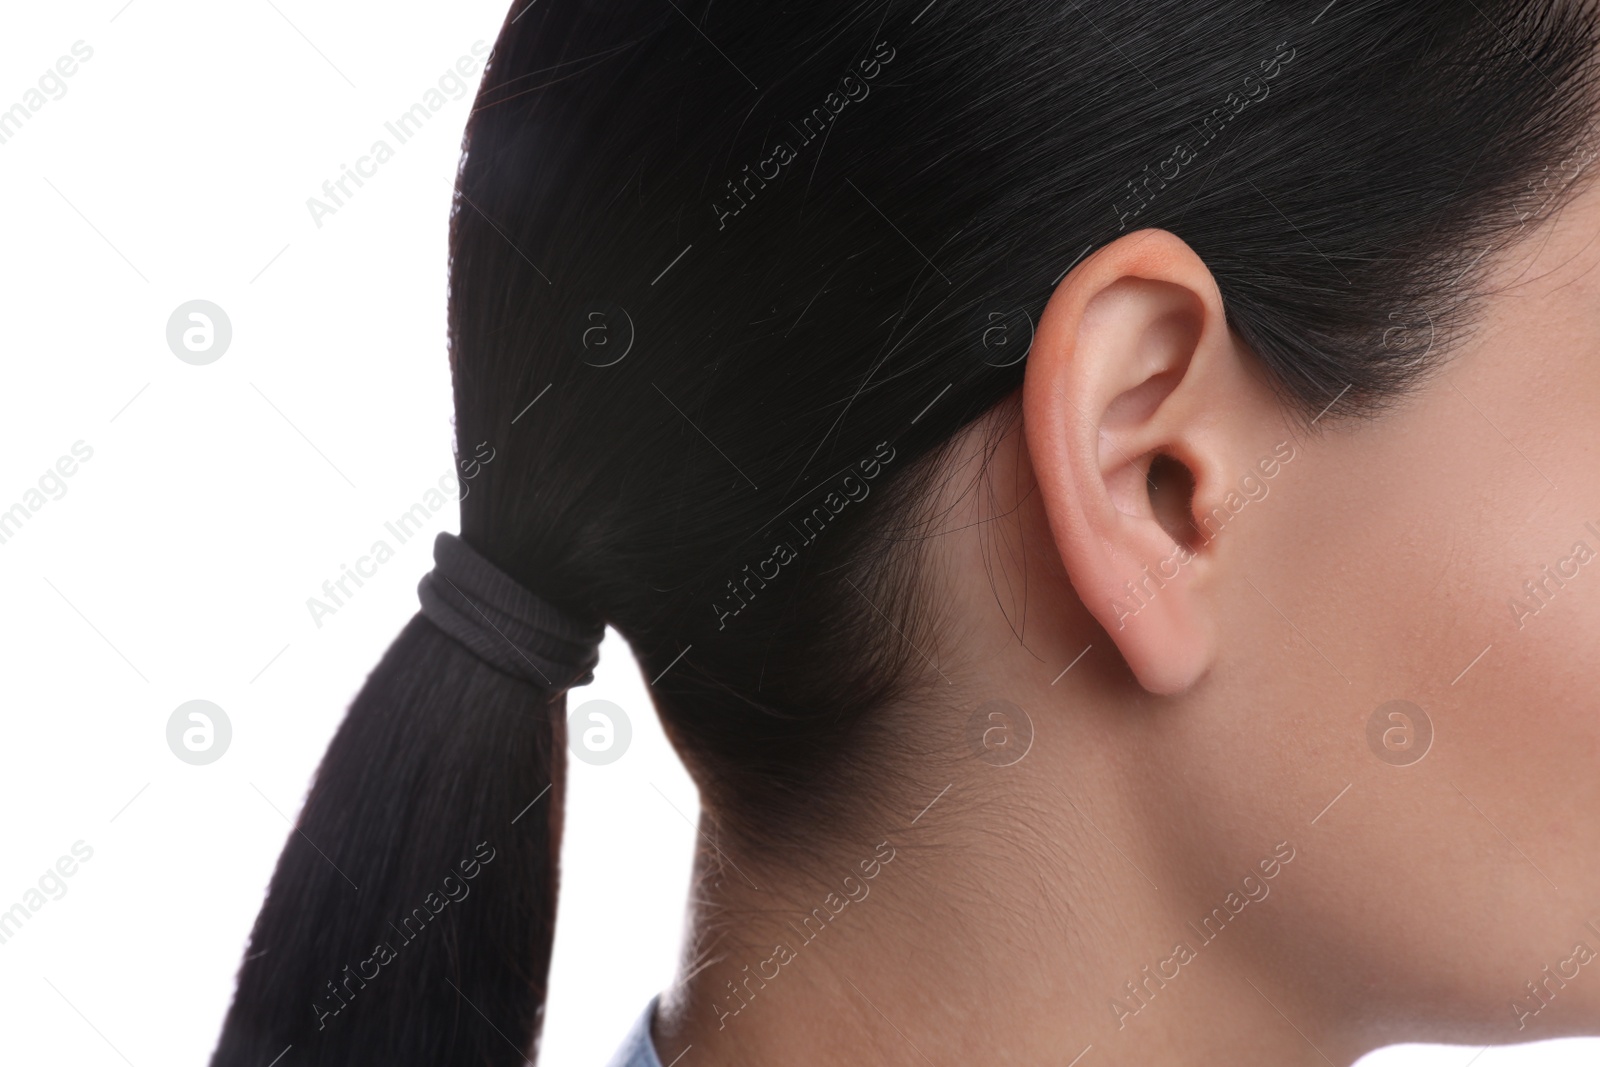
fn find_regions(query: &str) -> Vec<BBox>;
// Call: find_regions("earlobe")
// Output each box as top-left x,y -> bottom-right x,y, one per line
1023,230 -> 1268,695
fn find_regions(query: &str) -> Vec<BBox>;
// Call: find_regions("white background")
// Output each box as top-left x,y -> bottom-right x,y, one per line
0,3 -> 1591,1065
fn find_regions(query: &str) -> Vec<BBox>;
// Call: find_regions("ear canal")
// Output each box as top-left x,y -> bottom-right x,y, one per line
1147,452 -> 1199,550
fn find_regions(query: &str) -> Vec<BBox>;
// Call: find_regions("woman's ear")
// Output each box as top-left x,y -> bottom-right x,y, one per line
1022,229 -> 1279,695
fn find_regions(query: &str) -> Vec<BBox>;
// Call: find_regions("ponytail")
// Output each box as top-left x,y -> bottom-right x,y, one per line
211,534 -> 602,1066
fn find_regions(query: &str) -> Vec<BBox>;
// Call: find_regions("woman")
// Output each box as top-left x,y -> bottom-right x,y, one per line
211,1 -> 1600,1064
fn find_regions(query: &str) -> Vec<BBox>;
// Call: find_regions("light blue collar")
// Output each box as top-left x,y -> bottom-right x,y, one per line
604,996 -> 664,1067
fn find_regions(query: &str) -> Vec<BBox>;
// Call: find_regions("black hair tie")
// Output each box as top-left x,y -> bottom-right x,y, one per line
416,532 -> 603,690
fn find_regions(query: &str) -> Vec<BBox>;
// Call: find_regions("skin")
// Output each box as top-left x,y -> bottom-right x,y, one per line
648,158 -> 1600,1066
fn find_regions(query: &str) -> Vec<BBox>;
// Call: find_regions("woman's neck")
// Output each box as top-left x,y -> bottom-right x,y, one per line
650,805 -> 1365,1067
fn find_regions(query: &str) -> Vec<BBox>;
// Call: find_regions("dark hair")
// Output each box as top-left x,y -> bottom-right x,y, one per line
211,1 -> 1598,1063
